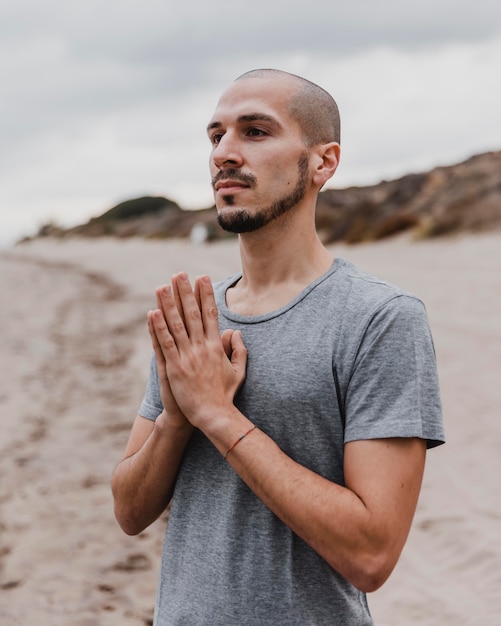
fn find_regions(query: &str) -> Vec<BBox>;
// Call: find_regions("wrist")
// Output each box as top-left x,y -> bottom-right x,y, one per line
223,425 -> 257,460
155,409 -> 193,438
195,406 -> 255,458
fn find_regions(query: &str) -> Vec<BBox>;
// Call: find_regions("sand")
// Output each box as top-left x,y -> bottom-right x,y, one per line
0,233 -> 499,625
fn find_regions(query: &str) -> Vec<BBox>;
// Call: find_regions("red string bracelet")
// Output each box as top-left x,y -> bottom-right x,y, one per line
223,425 -> 257,460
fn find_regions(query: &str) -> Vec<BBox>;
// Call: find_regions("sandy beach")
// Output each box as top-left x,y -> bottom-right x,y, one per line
1,233 -> 500,625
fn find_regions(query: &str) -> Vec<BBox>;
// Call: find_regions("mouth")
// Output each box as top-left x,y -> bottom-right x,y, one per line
214,180 -> 249,193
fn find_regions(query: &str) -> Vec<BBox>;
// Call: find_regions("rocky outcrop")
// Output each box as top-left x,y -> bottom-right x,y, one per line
316,150 -> 501,243
25,150 -> 501,244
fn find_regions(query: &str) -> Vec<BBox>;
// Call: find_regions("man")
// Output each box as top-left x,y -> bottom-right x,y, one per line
112,69 -> 444,625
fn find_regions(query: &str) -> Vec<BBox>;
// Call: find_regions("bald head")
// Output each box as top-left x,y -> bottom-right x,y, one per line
236,69 -> 341,147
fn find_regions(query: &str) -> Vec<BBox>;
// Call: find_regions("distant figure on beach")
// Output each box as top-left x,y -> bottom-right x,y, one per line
112,69 -> 445,625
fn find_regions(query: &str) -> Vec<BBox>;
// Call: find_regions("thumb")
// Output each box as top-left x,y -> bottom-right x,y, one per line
230,330 -> 247,377
221,328 -> 234,359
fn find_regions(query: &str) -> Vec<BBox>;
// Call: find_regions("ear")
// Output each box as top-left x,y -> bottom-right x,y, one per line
311,142 -> 340,188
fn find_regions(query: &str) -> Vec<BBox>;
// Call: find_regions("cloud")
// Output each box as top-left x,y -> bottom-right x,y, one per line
1,0 -> 501,246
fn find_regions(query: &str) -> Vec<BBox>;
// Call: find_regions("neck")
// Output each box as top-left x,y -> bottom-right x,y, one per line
228,203 -> 334,313
239,228 -> 331,287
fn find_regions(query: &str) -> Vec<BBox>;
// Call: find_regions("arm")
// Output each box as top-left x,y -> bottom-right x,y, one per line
223,427 -> 425,592
111,411 -> 192,535
152,273 -> 426,591
111,283 -> 194,536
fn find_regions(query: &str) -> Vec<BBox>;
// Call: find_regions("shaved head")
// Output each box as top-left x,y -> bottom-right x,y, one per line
236,69 -> 341,147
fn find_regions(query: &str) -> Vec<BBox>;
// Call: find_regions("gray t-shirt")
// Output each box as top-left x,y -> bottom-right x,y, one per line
139,258 -> 444,625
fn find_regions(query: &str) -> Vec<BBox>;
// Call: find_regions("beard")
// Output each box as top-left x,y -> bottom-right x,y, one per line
216,152 -> 309,234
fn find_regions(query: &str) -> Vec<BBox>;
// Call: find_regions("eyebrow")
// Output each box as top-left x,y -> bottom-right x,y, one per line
207,113 -> 283,134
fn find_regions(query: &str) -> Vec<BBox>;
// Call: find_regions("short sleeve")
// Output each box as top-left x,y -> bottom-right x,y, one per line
344,295 -> 444,448
138,353 -> 164,420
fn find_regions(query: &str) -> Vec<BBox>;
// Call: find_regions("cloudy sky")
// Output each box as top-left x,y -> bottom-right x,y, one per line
2,0 -> 501,246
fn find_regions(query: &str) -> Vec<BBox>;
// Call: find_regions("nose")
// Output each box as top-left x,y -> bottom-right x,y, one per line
211,132 -> 243,170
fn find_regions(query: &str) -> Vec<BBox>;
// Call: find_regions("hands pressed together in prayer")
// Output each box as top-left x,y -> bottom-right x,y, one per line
147,273 -> 248,436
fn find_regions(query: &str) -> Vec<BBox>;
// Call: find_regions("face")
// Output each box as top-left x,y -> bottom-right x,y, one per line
207,78 -> 312,233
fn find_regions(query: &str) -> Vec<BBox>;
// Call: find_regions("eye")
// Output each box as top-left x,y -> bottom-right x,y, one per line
210,132 -> 224,145
246,127 -> 267,138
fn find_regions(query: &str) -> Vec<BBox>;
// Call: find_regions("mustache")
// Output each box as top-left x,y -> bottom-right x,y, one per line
211,169 -> 257,189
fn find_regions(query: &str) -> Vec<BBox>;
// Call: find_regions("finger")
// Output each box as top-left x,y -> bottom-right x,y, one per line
196,275 -> 220,338
148,310 -> 162,353
155,285 -> 168,319
155,283 -> 183,323
193,277 -> 202,311
171,273 -> 204,342
147,310 -> 167,378
221,329 -> 234,359
172,277 -> 186,323
231,330 -> 247,370
230,330 -> 248,389
148,308 -> 174,352
156,284 -> 191,348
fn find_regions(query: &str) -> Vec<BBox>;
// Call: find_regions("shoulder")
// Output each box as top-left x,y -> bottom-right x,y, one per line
332,258 -> 426,321
334,258 -> 413,300
325,259 -> 433,369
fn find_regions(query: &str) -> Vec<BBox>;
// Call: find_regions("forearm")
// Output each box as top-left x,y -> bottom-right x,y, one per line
199,408 -> 422,593
227,429 -> 379,590
203,418 -> 370,584
112,414 -> 193,535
